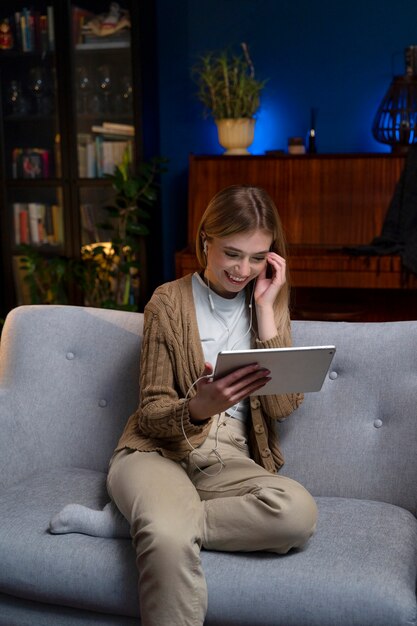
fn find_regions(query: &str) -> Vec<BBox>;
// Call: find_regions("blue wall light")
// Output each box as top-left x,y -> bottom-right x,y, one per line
251,105 -> 279,155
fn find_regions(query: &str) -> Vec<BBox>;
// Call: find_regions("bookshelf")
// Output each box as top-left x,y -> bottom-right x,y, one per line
0,0 -> 157,316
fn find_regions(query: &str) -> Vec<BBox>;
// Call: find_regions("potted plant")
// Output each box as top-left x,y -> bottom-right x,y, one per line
192,42 -> 267,154
76,150 -> 167,311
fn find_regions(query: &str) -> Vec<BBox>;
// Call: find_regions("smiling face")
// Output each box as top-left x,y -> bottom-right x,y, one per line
204,229 -> 273,298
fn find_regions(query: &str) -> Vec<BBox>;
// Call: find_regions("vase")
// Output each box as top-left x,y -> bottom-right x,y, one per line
215,118 -> 255,155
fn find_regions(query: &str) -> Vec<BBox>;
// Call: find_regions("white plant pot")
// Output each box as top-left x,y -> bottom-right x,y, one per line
215,118 -> 255,155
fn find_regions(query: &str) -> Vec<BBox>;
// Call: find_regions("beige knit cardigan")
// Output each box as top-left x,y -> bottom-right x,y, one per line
115,274 -> 304,473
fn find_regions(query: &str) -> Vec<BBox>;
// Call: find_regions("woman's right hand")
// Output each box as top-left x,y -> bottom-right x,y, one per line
188,362 -> 271,422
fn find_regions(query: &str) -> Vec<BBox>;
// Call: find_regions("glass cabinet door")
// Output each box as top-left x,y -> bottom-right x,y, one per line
71,1 -> 135,181
70,1 -> 140,308
0,2 -> 66,306
0,3 -> 60,180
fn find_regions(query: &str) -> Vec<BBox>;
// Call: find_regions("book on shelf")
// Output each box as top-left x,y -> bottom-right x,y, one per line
13,203 -> 29,245
102,140 -> 132,175
10,6 -> 53,53
80,204 -> 100,243
52,204 -> 64,245
39,14 -> 48,53
103,122 -> 135,133
76,28 -> 130,50
12,202 -> 63,247
12,148 -> 50,179
78,133 -> 133,178
71,6 -> 94,45
95,136 -> 103,177
82,31 -> 130,44
54,133 -> 62,178
28,203 -> 46,244
80,203 -> 114,244
91,122 -> 135,138
82,135 -> 132,178
46,5 -> 54,50
77,134 -> 96,178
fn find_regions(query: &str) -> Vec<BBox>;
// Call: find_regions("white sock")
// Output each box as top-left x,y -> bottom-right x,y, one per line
49,501 -> 130,538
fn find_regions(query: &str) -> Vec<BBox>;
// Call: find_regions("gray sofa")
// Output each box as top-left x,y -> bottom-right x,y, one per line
0,304 -> 416,626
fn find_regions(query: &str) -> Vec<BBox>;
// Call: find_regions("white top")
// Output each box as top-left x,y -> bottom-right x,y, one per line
192,272 -> 252,421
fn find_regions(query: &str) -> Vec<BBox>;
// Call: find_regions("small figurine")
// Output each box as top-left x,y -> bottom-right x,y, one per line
0,18 -> 13,50
83,3 -> 131,37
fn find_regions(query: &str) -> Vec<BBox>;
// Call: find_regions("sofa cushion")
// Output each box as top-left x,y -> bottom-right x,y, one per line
204,497 -> 417,626
0,306 -> 143,491
0,468 -> 138,617
0,592 -> 138,626
287,320 -> 417,515
0,470 -> 416,625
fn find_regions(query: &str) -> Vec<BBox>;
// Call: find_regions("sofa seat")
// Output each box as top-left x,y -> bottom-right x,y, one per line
204,498 -> 417,626
0,468 -> 138,618
0,468 -> 416,626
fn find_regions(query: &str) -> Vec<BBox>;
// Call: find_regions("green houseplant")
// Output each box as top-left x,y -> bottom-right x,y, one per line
192,42 -> 267,154
76,151 -> 167,311
18,247 -> 69,305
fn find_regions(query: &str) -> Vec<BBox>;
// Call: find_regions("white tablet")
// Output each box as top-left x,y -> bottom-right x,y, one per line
213,346 -> 336,395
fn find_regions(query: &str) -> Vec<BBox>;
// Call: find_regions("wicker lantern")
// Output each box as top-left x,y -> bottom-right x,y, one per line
372,46 -> 417,152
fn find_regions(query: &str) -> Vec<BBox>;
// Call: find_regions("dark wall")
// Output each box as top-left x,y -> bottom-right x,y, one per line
155,0 -> 417,282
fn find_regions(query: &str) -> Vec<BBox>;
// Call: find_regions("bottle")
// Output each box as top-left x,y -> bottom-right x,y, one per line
307,107 -> 318,154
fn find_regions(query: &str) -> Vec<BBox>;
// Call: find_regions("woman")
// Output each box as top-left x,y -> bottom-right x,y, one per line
107,185 -> 317,626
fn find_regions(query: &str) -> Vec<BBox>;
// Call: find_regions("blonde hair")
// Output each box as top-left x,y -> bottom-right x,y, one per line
196,185 -> 291,343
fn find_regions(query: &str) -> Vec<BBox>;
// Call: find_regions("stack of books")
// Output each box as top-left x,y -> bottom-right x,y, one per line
13,202 -> 63,247
78,123 -> 135,178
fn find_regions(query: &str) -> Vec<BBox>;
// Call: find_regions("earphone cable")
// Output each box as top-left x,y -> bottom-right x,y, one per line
180,383 -> 227,477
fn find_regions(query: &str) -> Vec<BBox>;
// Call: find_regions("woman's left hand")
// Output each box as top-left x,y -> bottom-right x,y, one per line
254,252 -> 286,308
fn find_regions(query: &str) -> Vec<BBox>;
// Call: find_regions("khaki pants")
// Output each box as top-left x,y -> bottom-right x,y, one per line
107,415 -> 317,626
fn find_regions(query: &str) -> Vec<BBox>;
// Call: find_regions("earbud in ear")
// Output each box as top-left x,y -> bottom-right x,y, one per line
203,241 -> 208,255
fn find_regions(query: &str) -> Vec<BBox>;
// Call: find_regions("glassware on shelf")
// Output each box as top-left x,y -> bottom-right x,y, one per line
97,64 -> 113,113
114,74 -> 133,114
6,80 -> 29,115
28,66 -> 52,115
76,66 -> 93,114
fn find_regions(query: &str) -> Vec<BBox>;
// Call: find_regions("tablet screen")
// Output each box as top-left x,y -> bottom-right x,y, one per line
213,346 -> 336,395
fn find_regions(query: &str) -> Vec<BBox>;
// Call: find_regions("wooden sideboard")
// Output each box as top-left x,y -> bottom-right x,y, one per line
175,153 -> 417,321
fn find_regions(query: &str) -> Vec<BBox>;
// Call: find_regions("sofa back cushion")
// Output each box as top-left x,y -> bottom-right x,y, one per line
279,320 -> 417,515
0,305 -> 142,488
1,307 -> 416,515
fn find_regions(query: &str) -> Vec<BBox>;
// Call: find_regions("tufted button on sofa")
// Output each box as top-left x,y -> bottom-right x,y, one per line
0,305 -> 416,626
